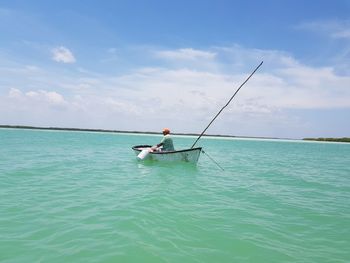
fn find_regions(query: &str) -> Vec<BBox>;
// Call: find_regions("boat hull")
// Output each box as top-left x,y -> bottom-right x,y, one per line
132,145 -> 202,164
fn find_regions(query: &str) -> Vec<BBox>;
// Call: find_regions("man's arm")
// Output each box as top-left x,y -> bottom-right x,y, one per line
151,142 -> 163,151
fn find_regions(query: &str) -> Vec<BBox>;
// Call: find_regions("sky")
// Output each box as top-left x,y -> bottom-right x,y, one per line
1,0 -> 350,139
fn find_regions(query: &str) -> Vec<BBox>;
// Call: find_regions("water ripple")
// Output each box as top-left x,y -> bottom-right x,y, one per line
1,129 -> 349,262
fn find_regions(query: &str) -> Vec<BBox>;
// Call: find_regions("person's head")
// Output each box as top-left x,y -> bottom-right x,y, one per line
162,128 -> 170,135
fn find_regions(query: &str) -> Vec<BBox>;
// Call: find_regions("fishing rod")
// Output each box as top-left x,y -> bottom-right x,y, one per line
191,61 -> 263,149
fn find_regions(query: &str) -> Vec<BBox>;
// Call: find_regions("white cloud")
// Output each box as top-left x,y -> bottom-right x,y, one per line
51,46 -> 76,63
2,45 -> 350,137
8,88 -> 22,98
333,29 -> 350,39
297,19 -> 350,40
156,48 -> 216,60
295,20 -> 350,75
8,88 -> 67,106
107,46 -> 350,114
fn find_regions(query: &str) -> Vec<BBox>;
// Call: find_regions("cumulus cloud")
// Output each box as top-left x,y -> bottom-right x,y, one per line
2,44 -> 350,137
51,46 -> 76,63
44,46 -> 350,115
27,90 -> 66,105
8,88 -> 67,106
108,46 -> 350,114
8,88 -> 22,98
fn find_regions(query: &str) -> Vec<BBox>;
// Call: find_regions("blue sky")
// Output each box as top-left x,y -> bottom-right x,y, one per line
1,0 -> 350,138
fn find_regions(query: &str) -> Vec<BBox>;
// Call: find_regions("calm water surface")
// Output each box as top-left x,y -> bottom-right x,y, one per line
0,129 -> 349,262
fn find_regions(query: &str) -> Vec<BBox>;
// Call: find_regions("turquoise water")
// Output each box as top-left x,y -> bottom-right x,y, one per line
1,128 -> 349,262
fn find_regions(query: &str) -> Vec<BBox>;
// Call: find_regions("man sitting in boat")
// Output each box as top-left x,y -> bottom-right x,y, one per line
151,128 -> 175,152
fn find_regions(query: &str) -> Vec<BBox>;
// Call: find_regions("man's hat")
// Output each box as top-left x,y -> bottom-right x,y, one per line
162,128 -> 170,134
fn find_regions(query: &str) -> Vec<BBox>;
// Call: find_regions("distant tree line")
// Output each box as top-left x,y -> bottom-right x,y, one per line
303,137 -> 350,143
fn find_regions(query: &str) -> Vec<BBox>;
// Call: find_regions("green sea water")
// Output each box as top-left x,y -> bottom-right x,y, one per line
1,128 -> 349,263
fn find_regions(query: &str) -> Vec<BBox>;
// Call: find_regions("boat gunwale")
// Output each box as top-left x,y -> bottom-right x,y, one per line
132,145 -> 202,155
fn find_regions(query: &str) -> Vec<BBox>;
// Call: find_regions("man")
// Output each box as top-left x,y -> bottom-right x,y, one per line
151,128 -> 175,151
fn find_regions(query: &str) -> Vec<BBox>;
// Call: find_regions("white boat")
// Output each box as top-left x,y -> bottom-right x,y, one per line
132,63 -> 263,167
132,145 -> 202,164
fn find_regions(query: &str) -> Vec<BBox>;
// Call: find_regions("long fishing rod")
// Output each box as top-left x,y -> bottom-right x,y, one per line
191,61 -> 263,149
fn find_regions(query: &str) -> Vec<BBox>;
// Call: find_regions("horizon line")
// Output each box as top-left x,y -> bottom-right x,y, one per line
0,124 -> 295,140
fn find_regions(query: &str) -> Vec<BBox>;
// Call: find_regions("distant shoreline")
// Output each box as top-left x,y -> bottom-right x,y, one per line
0,124 -> 287,140
303,137 -> 350,143
2,125 -> 349,143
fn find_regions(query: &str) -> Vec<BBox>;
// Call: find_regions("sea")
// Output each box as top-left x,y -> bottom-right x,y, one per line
1,128 -> 349,263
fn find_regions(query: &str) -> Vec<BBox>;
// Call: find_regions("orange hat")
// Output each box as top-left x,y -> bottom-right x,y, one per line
162,128 -> 170,134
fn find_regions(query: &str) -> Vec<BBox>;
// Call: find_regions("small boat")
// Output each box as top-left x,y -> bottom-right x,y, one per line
132,145 -> 202,164
131,62 -> 263,167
